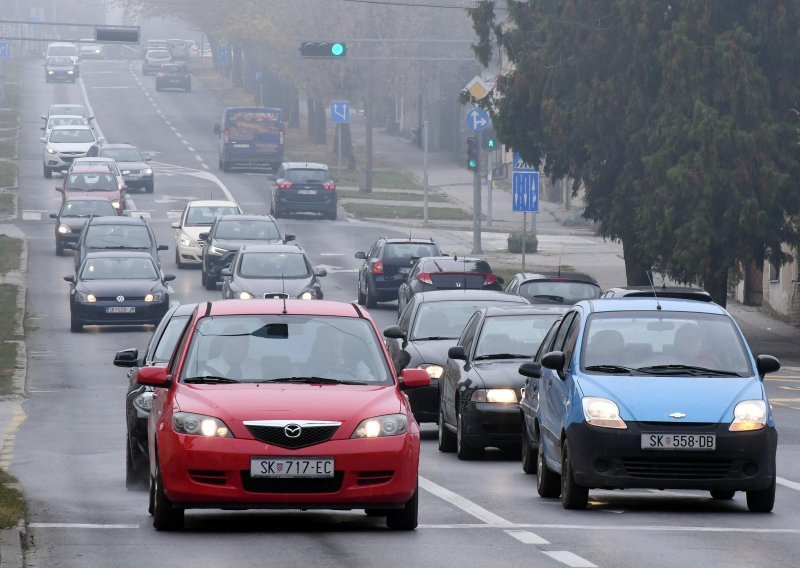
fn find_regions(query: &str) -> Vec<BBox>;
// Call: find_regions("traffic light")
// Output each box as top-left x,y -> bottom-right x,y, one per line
483,128 -> 497,150
94,26 -> 140,43
299,41 -> 347,57
467,136 -> 479,172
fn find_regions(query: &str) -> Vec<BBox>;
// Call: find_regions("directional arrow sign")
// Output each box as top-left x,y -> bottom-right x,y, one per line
330,101 -> 350,124
466,107 -> 489,132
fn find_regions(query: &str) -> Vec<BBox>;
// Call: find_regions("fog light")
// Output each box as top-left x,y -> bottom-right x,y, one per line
595,459 -> 610,473
743,463 -> 758,476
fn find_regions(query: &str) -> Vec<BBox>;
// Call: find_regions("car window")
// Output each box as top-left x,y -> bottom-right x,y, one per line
535,318 -> 562,360
411,300 -> 522,340
285,169 -> 329,183
48,117 -> 85,129
238,252 -> 310,278
99,148 -> 144,162
152,316 -> 191,363
458,312 -> 482,354
474,314 -> 563,359
384,243 -> 439,258
50,105 -> 85,117
62,200 -> 116,217
48,57 -> 74,65
215,219 -> 279,240
49,129 -> 95,143
422,258 -> 488,274
67,173 -> 116,191
228,110 -> 283,139
519,281 -> 601,304
80,257 -> 158,280
552,312 -> 578,352
397,297 -> 415,331
185,206 -> 240,226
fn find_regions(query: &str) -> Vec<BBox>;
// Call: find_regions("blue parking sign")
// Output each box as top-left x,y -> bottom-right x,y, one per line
0,42 -> 11,60
512,170 -> 539,212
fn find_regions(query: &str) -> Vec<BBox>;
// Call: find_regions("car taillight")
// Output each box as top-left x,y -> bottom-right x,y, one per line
223,129 -> 230,143
484,273 -> 498,285
324,181 -> 335,191
372,260 -> 384,274
277,181 -> 293,189
418,272 -> 433,284
279,130 -> 284,145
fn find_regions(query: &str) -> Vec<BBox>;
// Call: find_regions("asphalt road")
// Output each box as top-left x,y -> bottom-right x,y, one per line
8,55 -> 800,568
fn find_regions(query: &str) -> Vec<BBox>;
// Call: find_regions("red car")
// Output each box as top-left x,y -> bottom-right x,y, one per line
56,165 -> 126,214
138,299 -> 430,531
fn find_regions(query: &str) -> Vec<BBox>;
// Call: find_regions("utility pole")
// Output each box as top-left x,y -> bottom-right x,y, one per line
363,7 -> 375,193
472,142 -> 482,254
423,120 -> 429,223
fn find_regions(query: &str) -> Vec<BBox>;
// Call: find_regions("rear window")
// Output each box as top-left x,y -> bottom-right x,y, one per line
385,243 -> 439,259
215,219 -> 280,240
153,316 -> 191,363
285,169 -> 329,183
421,258 -> 489,274
51,105 -> 85,117
226,110 -> 283,140
67,172 -> 116,191
99,148 -> 144,162
519,281 -> 601,305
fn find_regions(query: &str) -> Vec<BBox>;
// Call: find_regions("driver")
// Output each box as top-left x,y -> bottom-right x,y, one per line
311,325 -> 374,380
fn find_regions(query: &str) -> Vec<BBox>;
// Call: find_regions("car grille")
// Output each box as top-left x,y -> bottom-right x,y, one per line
94,295 -> 147,302
126,169 -> 141,175
245,424 -> 339,449
622,459 -> 732,480
241,471 -> 344,493
262,293 -> 289,299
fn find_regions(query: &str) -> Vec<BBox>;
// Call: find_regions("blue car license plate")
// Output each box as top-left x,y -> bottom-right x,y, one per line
641,433 -> 715,451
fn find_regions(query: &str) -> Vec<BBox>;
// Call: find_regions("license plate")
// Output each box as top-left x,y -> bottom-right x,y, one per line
250,457 -> 334,478
233,143 -> 249,148
106,306 -> 135,314
641,433 -> 715,451
298,189 -> 317,195
399,267 -> 411,274
169,79 -> 181,83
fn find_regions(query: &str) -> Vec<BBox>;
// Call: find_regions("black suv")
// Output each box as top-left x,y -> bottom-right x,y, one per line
66,215 -> 168,269
86,143 -> 155,193
270,162 -> 337,220
155,63 -> 191,92
199,214 -> 295,290
355,237 -> 442,308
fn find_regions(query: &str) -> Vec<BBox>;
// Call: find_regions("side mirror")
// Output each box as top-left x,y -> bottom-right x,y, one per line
49,213 -> 58,219
284,234 -> 296,242
383,325 -> 406,340
213,123 -> 221,135
313,267 -> 327,277
97,137 -> 106,144
158,244 -> 169,251
220,267 -> 232,277
63,275 -> 75,283
162,273 -> 176,282
113,348 -> 140,368
497,276 -> 505,286
41,115 -> 47,120
354,251 -> 366,260
88,115 -> 95,121
198,232 -> 209,241
399,368 -> 430,389
756,354 -> 780,377
448,346 -> 467,361
170,222 -> 180,229
137,366 -> 170,387
541,351 -> 566,372
40,137 -> 47,143
40,126 -> 46,131
144,156 -> 152,162
518,362 -> 542,378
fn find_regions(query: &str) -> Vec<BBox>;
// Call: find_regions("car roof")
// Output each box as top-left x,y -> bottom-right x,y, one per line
282,162 -> 328,170
87,215 -> 147,225
205,299 -> 364,318
580,298 -> 727,315
62,196 -> 117,203
380,237 -> 438,244
72,157 -> 115,162
513,271 -> 600,285
49,103 -> 84,110
83,250 -> 156,260
216,214 -> 276,223
481,305 -> 571,317
239,243 -> 302,253
172,302 -> 199,316
47,114 -> 84,120
99,143 -> 138,150
415,290 -> 528,303
603,286 -> 713,301
69,165 -> 113,173
186,199 -> 239,208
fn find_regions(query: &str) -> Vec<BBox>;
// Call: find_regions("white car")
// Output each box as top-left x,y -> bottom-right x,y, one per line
41,103 -> 93,124
171,200 -> 242,268
41,114 -> 88,138
41,125 -> 101,178
69,157 -> 126,191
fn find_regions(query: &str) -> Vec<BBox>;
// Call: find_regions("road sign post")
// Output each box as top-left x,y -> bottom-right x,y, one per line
512,152 -> 540,269
330,101 -> 350,181
466,108 -> 490,254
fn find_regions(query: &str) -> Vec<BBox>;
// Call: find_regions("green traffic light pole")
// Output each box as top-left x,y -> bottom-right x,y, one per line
472,141 -> 482,255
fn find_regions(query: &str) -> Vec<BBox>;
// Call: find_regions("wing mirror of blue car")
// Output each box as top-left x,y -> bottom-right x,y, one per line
756,354 -> 780,378
137,366 -> 170,387
354,251 -> 366,259
163,273 -> 176,282
399,368 -> 430,389
383,325 -> 406,340
63,275 -> 75,283
541,351 -> 566,371
518,362 -> 542,379
113,348 -> 140,368
158,244 -> 169,251
448,346 -> 467,361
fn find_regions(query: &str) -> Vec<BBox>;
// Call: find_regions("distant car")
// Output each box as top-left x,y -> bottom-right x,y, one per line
142,49 -> 172,75
113,303 -> 196,488
270,162 -> 337,219
44,56 -> 78,82
45,42 -> 80,68
66,215 -> 168,270
383,289 -> 530,423
438,305 -> 568,459
171,200 -> 243,267
143,39 -> 168,53
355,237 -> 442,308
49,196 -> 118,256
41,125 -> 100,178
41,114 -> 88,138
521,298 -> 780,511
41,103 -> 92,124
504,271 -> 602,305
87,143 -> 154,193
200,214 -> 294,290
165,39 -> 190,60
78,41 -> 104,59
65,251 -> 175,332
214,107 -> 285,172
55,166 -> 125,213
155,63 -> 191,92
396,256 -> 503,315
220,244 -> 326,300
601,285 -> 714,302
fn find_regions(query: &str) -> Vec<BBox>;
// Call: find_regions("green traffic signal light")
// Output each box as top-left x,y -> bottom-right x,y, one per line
468,159 -> 477,169
331,43 -> 345,56
487,138 -> 495,149
299,41 -> 347,57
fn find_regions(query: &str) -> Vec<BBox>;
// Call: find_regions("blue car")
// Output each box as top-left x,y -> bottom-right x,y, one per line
519,298 -> 780,512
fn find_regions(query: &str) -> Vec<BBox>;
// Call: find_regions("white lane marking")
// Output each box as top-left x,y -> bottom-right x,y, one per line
21,211 -> 43,221
195,155 -> 203,162
126,196 -> 137,211
176,132 -> 184,139
419,476 -> 512,526
170,126 -> 178,132
542,551 -> 597,568
202,163 -> 210,170
165,121 -> 172,127
90,86 -> 134,90
187,146 -> 194,151
78,76 -> 104,142
504,529 -> 549,545
778,476 -> 800,491
29,523 -> 139,529
418,522 -> 800,534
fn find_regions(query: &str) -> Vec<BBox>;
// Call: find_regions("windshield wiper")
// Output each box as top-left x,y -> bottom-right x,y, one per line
474,353 -> 529,360
184,375 -> 240,383
584,364 -> 636,374
636,364 -> 742,377
263,376 -> 365,385
413,336 -> 455,341
530,294 -> 566,304
96,245 -> 148,249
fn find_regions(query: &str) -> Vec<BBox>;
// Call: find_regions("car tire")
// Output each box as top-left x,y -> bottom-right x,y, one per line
222,160 -> 231,173
710,490 -> 735,500
357,282 -> 366,306
125,441 -> 145,490
456,410 -> 482,460
44,165 -> 52,179
203,273 -> 216,291
537,436 -> 561,498
70,315 -> 83,333
746,475 -> 775,512
328,207 -> 337,221
152,464 -> 184,531
521,421 -> 536,474
55,242 -> 64,257
385,485 -> 418,530
365,285 -> 378,309
560,440 -> 589,509
145,181 -> 154,193
438,404 -> 456,452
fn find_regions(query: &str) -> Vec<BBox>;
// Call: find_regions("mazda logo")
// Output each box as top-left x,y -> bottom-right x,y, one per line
116,295 -> 125,303
284,424 -> 302,438
669,412 -> 687,419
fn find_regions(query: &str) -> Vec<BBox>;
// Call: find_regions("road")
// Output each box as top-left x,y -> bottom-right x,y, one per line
7,54 -> 800,568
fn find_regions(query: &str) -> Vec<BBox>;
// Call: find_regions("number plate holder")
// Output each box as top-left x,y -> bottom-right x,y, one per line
250,457 -> 334,478
641,433 -> 716,451
106,306 -> 135,313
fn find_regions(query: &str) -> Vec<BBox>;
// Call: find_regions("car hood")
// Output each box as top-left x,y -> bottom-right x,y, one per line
47,64 -> 75,70
61,217 -> 92,231
472,359 -> 529,390
115,160 -> 148,170
181,226 -> 208,240
175,383 -> 403,433
65,189 -> 120,199
77,278 -> 164,296
213,238 -> 283,250
48,142 -> 93,152
235,276 -> 314,296
405,338 -> 457,368
575,374 -> 764,423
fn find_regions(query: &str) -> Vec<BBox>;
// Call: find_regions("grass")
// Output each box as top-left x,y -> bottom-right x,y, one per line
338,189 -> 447,203
0,469 -> 24,530
0,340 -> 16,396
0,141 -> 15,161
0,192 -> 13,215
335,170 -> 420,190
0,236 -> 22,274
0,285 -> 17,342
342,202 -> 471,221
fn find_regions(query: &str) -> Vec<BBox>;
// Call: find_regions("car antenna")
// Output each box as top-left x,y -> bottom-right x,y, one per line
281,273 -> 287,314
646,269 -> 662,311
558,257 -> 562,278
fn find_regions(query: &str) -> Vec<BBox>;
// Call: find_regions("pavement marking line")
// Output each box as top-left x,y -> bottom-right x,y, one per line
202,164 -> 210,170
195,155 -> 203,162
171,126 -> 178,132
418,476 -> 512,526
176,133 -> 183,139
28,523 -> 139,529
504,530 -> 550,545
542,551 -> 597,568
418,522 -> 800,534
777,477 -> 800,491
187,146 -> 194,151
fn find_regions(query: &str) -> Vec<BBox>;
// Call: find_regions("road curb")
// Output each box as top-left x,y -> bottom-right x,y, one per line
0,521 -> 24,567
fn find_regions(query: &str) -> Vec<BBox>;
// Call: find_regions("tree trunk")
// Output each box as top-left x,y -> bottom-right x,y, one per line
703,259 -> 729,308
313,101 -> 327,145
622,236 -> 651,286
289,88 -> 300,129
342,124 -> 356,170
306,98 -> 314,139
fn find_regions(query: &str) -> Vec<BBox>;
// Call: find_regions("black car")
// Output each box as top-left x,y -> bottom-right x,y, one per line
50,196 -> 117,256
504,271 -> 602,305
396,256 -> 503,315
220,244 -> 327,300
355,237 -> 442,308
66,215 -> 168,270
200,214 -> 294,290
113,303 -> 196,488
65,251 -> 175,332
87,143 -> 155,193
438,305 -> 568,459
270,162 -> 337,220
45,56 -> 78,82
383,290 -> 530,423
155,63 -> 191,92
601,285 -> 714,302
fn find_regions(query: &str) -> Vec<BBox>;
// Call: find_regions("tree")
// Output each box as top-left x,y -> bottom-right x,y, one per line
469,1 -> 800,305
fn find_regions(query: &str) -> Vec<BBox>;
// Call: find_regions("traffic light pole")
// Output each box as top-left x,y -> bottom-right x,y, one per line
487,149 -> 493,227
472,143 -> 482,254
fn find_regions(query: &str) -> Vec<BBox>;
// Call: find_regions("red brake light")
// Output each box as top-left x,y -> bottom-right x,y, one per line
324,181 -> 335,191
484,273 -> 498,285
277,180 -> 293,189
418,272 -> 433,284
372,260 -> 384,274
223,129 -> 230,143
279,130 -> 284,145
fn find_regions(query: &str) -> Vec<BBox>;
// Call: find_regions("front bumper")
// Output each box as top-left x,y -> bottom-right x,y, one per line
71,299 -> 169,326
44,151 -> 86,170
177,242 -> 203,265
366,274 -> 406,300
121,174 -> 154,189
460,401 -> 522,448
46,71 -> 76,81
565,421 -> 778,491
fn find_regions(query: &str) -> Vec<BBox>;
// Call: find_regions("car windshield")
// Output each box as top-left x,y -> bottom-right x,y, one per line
61,200 -> 116,217
48,46 -> 77,57
85,225 -> 152,248
47,57 -> 74,66
519,280 -> 601,304
474,314 -> 563,359
67,173 -> 116,191
285,169 -> 328,183
49,129 -> 94,143
80,257 -> 158,280
47,117 -> 85,129
581,311 -> 753,376
384,243 -> 439,258
411,300 -> 522,340
50,105 -> 85,117
99,148 -> 144,162
238,252 -> 310,278
215,220 -> 280,240
153,316 -> 191,363
185,206 -> 240,226
181,315 -> 392,385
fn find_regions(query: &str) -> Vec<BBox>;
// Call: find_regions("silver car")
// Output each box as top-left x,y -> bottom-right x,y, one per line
41,125 -> 102,179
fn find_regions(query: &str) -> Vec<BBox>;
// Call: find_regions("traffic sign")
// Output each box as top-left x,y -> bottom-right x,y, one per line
330,101 -> 350,124
0,42 -> 10,60
466,107 -> 489,132
217,47 -> 230,66
512,152 -> 539,212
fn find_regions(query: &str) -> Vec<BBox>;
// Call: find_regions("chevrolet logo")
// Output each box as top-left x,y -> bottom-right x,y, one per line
669,412 -> 687,419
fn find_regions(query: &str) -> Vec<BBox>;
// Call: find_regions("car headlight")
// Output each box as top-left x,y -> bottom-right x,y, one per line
179,234 -> 193,247
208,245 -> 227,256
417,364 -> 444,379
144,168 -> 153,176
111,201 -> 121,209
730,400 -> 767,431
144,291 -> 164,302
76,292 -> 96,303
239,291 -> 253,300
67,70 -> 74,75
582,397 -> 627,429
471,388 -> 518,403
57,224 -> 71,234
121,169 -> 131,175
351,414 -> 409,438
47,70 -> 54,75
133,391 -> 154,412
173,412 -> 232,437
47,147 -> 56,154
298,290 -> 315,300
